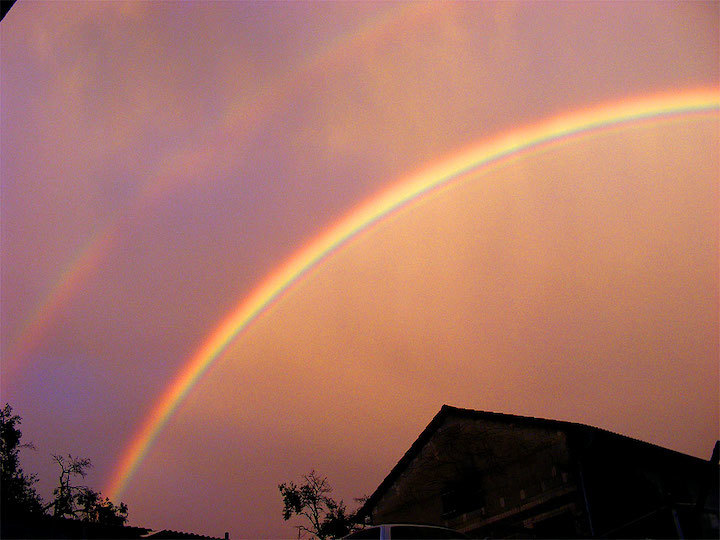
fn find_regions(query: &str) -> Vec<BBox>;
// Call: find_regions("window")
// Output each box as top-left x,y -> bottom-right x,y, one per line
441,483 -> 485,518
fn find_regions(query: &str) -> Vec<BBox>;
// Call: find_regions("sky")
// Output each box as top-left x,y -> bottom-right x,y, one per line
1,1 -> 718,538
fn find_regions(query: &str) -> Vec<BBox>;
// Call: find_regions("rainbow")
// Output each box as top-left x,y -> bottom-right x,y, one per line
106,88 -> 719,500
2,1 -> 424,385
2,219 -> 120,382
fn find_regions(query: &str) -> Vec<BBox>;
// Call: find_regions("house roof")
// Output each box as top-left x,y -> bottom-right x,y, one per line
1,515 -> 224,540
143,530 -> 225,539
355,405 -> 713,519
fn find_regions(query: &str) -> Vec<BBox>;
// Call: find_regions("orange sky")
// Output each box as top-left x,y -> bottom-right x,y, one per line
1,2 -> 718,538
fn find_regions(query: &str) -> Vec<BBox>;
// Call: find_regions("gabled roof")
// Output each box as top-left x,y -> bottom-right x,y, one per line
356,405 -> 711,519
143,530 -> 225,539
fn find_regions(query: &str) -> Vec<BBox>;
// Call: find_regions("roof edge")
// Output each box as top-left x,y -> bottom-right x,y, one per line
356,405 -> 714,520
356,405 -> 456,519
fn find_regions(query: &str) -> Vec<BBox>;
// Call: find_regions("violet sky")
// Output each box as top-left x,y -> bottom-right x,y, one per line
1,2 -> 718,538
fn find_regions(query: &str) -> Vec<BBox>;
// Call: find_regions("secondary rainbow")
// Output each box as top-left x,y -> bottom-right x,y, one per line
3,1 -> 422,385
106,88 -> 719,500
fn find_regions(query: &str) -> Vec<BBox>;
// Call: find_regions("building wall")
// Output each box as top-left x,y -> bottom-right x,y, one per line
569,430 -> 719,538
370,416 -> 589,538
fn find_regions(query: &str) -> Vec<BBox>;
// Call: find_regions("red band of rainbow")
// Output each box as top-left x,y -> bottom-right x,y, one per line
106,87 -> 719,500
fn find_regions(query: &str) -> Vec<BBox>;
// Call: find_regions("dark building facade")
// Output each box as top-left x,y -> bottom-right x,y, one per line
357,406 -> 719,538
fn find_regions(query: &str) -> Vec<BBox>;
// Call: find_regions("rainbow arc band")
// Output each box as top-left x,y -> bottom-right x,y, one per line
3,1 -> 421,383
106,88 -> 719,500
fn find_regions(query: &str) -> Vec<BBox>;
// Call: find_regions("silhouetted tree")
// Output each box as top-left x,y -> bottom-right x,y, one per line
279,470 -> 357,539
320,498 -> 354,539
48,454 -> 128,525
76,487 -> 129,526
0,404 -> 44,521
49,454 -> 92,517
1,403 -> 128,532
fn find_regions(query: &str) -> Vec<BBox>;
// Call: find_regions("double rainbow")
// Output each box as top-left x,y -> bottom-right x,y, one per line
3,1 -> 421,383
106,88 -> 719,500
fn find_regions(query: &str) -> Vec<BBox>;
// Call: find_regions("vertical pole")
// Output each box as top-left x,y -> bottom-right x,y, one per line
671,505 -> 684,539
577,464 -> 595,537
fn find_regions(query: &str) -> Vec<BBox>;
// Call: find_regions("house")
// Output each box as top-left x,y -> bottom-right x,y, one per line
0,514 -> 227,539
356,405 -> 719,538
